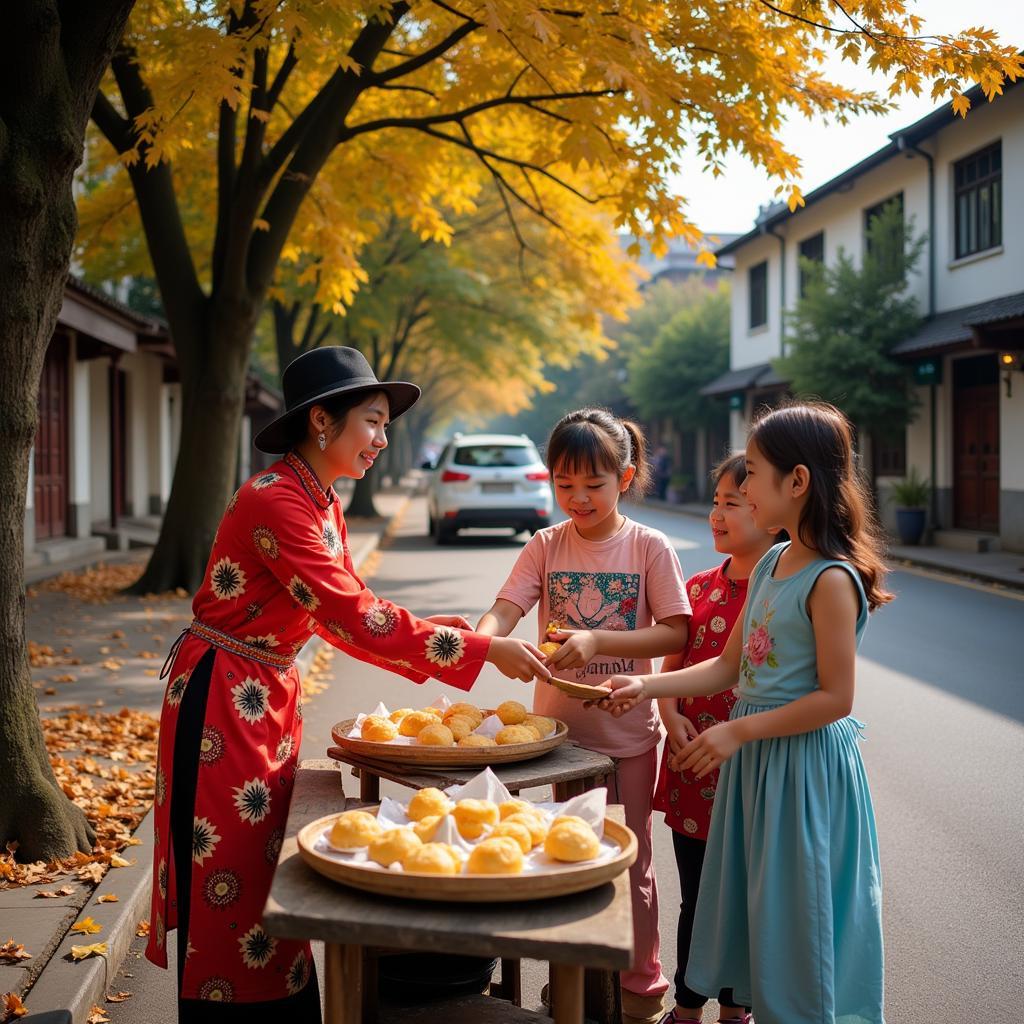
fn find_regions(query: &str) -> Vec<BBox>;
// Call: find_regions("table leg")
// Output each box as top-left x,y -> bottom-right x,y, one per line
359,768 -> 381,802
491,958 -> 522,1005
584,967 -> 621,1024
550,962 -> 585,1024
324,942 -> 363,1023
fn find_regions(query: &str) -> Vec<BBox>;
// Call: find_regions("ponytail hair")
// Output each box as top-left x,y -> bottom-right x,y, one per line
546,408 -> 651,498
748,401 -> 893,611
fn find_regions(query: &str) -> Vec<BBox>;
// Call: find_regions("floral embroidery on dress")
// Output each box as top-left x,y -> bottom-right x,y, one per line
244,633 -> 279,650
155,767 -> 166,806
287,575 -> 320,612
243,601 -> 263,623
741,601 -> 778,687
691,624 -> 706,650
709,588 -> 723,604
424,627 -> 465,668
252,472 -> 281,490
231,677 -> 270,724
226,490 -> 241,515
233,778 -> 272,824
689,582 -> 702,601
286,950 -> 311,995
199,725 -> 225,765
326,620 -> 354,643
362,601 -> 398,637
322,522 -> 341,556
683,818 -> 698,834
210,557 -> 247,600
203,869 -> 242,910
265,828 -> 284,865
166,672 -> 189,707
158,858 -> 168,898
192,816 -> 221,865
710,615 -> 727,634
198,977 -> 234,1002
238,924 -> 277,969
252,526 -> 279,559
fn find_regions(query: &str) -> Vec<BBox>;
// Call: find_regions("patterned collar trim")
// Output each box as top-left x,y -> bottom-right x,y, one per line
284,451 -> 335,510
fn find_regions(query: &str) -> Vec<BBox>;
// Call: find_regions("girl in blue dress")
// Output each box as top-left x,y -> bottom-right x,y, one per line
602,402 -> 890,1024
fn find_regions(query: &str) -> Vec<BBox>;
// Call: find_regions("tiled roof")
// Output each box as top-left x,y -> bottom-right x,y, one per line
892,291 -> 1024,356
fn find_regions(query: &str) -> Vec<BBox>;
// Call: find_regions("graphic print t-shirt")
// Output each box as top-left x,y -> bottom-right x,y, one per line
496,518 -> 690,757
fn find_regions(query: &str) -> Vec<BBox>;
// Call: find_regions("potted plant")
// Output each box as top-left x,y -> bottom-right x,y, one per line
666,472 -> 691,504
889,468 -> 930,545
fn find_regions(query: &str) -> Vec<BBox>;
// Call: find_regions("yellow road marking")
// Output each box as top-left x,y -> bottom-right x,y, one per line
890,560 -> 1024,602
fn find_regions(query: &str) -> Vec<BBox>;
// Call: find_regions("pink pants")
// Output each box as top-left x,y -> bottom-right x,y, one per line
610,745 -> 669,998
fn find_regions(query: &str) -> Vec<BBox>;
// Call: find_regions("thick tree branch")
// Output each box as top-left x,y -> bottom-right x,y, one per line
91,90 -> 133,151
267,41 -> 298,109
369,18 -> 479,84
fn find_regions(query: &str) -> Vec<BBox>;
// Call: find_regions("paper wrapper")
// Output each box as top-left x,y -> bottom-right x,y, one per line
314,767 -> 615,873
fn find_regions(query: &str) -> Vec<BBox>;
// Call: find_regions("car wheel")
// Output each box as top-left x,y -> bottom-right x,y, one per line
427,511 -> 437,536
433,515 -> 455,545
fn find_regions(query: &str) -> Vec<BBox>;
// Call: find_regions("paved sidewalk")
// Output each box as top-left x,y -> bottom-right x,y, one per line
639,496 -> 1024,591
3,486 -> 409,1022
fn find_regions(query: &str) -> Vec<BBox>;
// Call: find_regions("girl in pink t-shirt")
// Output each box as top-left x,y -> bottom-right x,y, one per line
477,408 -> 690,1019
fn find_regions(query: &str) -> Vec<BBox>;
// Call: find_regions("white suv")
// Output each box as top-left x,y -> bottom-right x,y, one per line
425,433 -> 552,543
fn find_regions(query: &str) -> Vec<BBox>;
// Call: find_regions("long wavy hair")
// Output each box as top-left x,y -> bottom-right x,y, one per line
748,402 -> 893,611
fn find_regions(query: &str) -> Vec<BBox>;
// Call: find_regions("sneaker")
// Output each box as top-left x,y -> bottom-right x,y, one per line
657,1010 -> 702,1024
622,990 -> 667,1024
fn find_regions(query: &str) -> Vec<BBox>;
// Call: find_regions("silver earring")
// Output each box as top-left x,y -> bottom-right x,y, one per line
317,432 -> 327,451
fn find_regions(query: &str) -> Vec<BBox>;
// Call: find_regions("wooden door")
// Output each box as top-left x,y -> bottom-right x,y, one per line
953,356 -> 1000,531
34,334 -> 70,540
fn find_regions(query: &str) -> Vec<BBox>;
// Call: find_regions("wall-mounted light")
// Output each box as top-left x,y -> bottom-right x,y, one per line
1000,351 -> 1021,398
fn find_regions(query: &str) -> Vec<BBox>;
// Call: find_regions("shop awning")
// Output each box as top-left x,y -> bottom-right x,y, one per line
893,291 -> 1024,357
700,362 -> 789,397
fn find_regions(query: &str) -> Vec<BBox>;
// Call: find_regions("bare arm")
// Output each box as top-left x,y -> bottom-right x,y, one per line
546,615 -> 689,672
476,598 -> 525,638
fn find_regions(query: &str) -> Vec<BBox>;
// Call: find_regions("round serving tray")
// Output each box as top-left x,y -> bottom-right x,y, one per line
297,811 -> 637,902
331,714 -> 568,768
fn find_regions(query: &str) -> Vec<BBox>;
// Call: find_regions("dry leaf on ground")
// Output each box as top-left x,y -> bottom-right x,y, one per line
35,886 -> 74,899
95,894 -> 119,904
135,920 -> 150,937
2,991 -> 28,1020
70,942 -> 108,962
86,1005 -> 111,1023
106,991 -> 132,1002
70,917 -> 102,936
0,941 -> 31,964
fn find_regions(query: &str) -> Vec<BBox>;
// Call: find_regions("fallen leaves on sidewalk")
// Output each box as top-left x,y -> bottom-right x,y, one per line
1,992 -> 28,1020
95,893 -> 119,904
70,917 -> 103,936
35,886 -> 75,899
302,645 -> 335,699
35,559 -> 187,604
86,1004 -> 111,1023
71,943 -> 108,962
106,991 -> 132,1003
0,942 -> 31,964
135,920 -> 150,937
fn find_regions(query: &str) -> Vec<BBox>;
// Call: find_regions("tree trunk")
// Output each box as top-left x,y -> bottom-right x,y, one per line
346,472 -> 382,519
129,313 -> 254,594
0,0 -> 135,860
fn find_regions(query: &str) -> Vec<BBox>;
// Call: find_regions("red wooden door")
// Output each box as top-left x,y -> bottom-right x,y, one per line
34,334 -> 70,540
953,357 -> 1000,532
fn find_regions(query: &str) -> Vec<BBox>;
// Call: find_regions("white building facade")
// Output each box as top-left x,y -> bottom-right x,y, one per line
706,82 -> 1024,552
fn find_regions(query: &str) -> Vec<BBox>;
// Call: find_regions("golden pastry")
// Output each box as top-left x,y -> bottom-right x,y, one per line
489,820 -> 532,854
496,699 -> 527,725
389,707 -> 414,724
407,787 -> 452,822
412,814 -> 443,843
496,724 -> 536,745
444,702 -> 483,728
420,706 -> 445,718
368,828 -> 422,867
498,798 -> 537,821
458,734 -> 497,748
416,722 -> 455,747
399,710 -> 438,737
545,620 -> 562,636
402,843 -> 460,875
504,811 -> 548,847
538,641 -> 561,657
439,843 -> 466,866
444,714 -> 476,741
466,836 -> 524,875
551,815 -> 590,830
453,798 -> 500,840
520,723 -> 543,741
360,714 -> 398,742
328,810 -> 383,850
544,820 -> 600,862
523,714 -> 555,738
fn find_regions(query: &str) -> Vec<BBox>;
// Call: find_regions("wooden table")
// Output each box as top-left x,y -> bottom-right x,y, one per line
327,740 -> 616,804
264,760 -> 634,1024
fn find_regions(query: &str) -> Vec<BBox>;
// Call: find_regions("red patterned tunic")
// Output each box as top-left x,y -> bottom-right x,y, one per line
652,561 -> 747,841
145,451 -> 489,1001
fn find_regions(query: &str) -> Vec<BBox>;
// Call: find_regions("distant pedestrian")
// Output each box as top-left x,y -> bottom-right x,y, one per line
653,444 -> 672,500
476,407 -> 691,1024
602,401 -> 891,1024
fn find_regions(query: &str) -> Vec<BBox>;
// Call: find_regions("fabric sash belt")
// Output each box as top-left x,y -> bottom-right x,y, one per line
160,618 -> 297,678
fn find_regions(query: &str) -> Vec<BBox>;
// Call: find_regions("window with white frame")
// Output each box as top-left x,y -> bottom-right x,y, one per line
749,261 -> 768,329
954,141 -> 1001,260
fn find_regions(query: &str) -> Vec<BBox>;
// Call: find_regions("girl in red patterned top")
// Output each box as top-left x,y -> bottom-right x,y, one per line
652,454 -> 777,1024
147,348 -> 548,1022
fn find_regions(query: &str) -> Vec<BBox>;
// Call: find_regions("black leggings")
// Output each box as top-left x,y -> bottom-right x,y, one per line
671,830 -> 747,1012
170,647 -> 321,1022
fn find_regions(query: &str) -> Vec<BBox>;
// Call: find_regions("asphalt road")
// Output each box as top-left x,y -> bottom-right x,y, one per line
106,496 -> 1024,1022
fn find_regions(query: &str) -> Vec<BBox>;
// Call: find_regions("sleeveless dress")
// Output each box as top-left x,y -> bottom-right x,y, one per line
685,543 -> 885,1024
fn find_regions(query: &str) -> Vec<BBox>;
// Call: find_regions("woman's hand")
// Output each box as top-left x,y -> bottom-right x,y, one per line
487,636 -> 551,683
422,613 -> 473,630
664,714 -> 698,756
670,721 -> 743,778
545,629 -> 599,671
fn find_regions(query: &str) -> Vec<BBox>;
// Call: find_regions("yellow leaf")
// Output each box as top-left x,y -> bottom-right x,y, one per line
695,249 -> 718,269
2,991 -> 28,1018
253,218 -> 270,232
95,894 -> 119,904
135,920 -> 150,937
70,942 -> 108,961
106,991 -> 132,1002
951,93 -> 971,118
787,187 -> 806,213
109,854 -> 133,868
86,1006 -> 111,1024
70,917 -> 102,936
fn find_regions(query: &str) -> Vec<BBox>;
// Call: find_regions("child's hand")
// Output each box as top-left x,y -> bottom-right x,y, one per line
487,636 -> 551,683
664,715 -> 697,755
587,673 -> 644,715
423,613 -> 472,630
545,629 -> 599,671
670,721 -> 742,778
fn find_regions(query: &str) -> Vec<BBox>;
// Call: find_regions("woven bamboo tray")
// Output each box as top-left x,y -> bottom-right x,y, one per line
297,811 -> 637,902
331,714 -> 568,768
546,677 -> 612,701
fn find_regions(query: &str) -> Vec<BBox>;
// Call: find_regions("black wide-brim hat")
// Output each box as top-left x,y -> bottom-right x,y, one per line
254,346 -> 421,454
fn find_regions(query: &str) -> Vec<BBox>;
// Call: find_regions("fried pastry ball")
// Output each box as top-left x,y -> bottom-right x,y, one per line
523,714 -> 555,738
399,710 -> 438,737
417,722 -> 455,747
466,836 -> 524,875
538,641 -> 561,657
453,798 -> 500,840
544,820 -> 600,862
504,812 -> 548,848
389,707 -> 414,724
361,715 -> 398,742
498,798 -> 537,821
368,828 -> 422,867
412,815 -> 443,843
402,842 -> 460,875
489,820 -> 532,855
551,815 -> 590,830
444,702 -> 483,728
328,810 -> 383,850
407,787 -> 452,822
444,714 -> 476,741
496,699 -> 528,725
420,705 -> 445,718
457,734 -> 497,748
496,724 -> 536,745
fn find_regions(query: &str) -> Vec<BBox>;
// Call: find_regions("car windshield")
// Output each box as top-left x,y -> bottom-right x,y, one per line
452,445 -> 536,468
